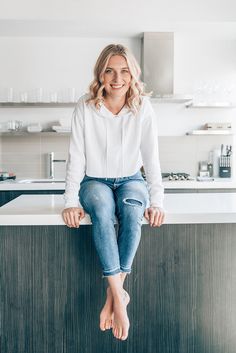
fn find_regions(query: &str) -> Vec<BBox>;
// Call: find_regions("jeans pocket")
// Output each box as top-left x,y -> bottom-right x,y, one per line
128,170 -> 143,180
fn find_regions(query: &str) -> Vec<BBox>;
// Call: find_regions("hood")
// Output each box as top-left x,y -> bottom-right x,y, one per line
141,32 -> 192,103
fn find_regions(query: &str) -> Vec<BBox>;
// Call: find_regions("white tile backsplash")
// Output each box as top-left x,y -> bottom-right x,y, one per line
0,134 -> 234,179
0,135 -> 69,178
159,135 -> 234,177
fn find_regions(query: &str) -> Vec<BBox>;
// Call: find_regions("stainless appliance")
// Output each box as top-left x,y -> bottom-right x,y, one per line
141,32 -> 192,102
161,172 -> 194,181
198,161 -> 209,177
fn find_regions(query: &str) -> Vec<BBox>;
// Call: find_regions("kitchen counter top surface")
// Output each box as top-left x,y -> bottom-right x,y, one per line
163,178 -> 236,189
0,179 -> 65,190
1,193 -> 236,225
1,178 -> 236,190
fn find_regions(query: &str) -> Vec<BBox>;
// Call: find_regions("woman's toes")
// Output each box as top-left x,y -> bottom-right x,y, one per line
100,323 -> 106,331
121,327 -> 128,340
105,320 -> 110,330
99,318 -> 105,330
114,328 -> 119,338
121,333 -> 128,341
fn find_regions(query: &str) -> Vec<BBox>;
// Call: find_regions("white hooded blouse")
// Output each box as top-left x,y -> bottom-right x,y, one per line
64,93 -> 164,209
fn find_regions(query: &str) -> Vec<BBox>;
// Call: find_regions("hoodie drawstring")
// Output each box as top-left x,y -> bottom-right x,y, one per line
121,118 -> 125,176
105,118 -> 108,178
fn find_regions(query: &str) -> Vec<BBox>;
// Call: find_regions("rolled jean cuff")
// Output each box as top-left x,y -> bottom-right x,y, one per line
120,266 -> 131,274
102,267 -> 121,278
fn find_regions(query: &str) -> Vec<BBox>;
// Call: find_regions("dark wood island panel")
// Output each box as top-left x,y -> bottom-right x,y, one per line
1,223 -> 236,353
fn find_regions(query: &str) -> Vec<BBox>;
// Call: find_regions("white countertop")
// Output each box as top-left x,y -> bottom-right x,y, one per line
163,178 -> 236,189
1,178 -> 236,190
1,193 -> 236,225
0,179 -> 65,190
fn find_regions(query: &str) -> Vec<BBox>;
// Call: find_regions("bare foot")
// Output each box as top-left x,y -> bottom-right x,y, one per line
100,287 -> 114,331
112,290 -> 130,340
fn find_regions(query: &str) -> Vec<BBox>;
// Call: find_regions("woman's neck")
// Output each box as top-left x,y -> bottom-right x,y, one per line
103,96 -> 126,115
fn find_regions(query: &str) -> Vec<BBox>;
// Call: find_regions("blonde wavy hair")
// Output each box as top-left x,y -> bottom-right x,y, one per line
86,44 -> 152,115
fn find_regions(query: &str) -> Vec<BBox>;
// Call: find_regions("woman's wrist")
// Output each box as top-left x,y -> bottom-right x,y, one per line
149,205 -> 164,211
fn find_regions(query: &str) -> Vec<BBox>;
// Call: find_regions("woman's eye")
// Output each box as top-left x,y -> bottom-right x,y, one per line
105,69 -> 112,73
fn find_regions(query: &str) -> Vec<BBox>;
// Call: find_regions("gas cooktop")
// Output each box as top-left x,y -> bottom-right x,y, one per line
162,172 -> 195,181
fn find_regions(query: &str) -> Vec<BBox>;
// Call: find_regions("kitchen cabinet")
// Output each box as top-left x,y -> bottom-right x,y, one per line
165,189 -> 197,193
196,188 -> 236,193
1,193 -> 236,353
0,190 -> 64,207
1,188 -> 235,207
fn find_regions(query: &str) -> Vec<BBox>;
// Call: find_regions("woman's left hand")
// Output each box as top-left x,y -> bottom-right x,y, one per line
144,207 -> 165,227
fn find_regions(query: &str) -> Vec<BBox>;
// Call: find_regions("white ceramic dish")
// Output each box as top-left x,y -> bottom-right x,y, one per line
52,125 -> 71,133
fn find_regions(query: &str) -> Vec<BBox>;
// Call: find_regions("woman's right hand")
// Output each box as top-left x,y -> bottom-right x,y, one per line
62,207 -> 85,228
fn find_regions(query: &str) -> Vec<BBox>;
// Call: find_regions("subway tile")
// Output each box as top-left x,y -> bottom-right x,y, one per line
1,163 -> 41,178
40,135 -> 69,154
1,136 -> 41,154
2,153 -> 40,164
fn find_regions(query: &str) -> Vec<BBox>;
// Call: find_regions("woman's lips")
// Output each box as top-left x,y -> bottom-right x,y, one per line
110,84 -> 124,89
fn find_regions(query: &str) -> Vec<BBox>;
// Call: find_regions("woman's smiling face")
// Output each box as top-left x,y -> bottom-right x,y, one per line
103,55 -> 132,99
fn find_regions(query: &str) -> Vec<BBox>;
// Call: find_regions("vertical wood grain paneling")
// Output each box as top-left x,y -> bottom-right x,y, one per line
1,224 -> 236,353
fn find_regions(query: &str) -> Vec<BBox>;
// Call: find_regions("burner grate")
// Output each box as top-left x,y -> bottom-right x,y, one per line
162,172 -> 191,181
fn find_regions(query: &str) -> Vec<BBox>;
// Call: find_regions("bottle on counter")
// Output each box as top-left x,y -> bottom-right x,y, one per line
208,151 -> 214,177
212,149 -> 221,177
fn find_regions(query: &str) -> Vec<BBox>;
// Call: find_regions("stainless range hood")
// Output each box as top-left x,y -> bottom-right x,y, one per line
141,32 -> 192,103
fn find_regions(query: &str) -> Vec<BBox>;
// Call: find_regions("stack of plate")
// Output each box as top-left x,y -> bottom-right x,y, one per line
52,118 -> 71,133
27,124 -> 42,133
52,125 -> 71,133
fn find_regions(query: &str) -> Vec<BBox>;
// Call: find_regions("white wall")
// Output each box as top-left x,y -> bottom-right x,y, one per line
0,34 -> 235,135
0,36 -> 140,96
0,36 -> 140,130
1,0 -> 236,23
0,32 -> 236,178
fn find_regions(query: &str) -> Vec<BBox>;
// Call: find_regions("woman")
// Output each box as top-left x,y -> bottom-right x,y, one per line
62,44 -> 165,341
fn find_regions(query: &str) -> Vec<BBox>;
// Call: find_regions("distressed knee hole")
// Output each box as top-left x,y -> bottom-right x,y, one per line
123,198 -> 143,207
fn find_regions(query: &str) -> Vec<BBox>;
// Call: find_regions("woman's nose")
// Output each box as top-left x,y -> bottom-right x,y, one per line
113,72 -> 121,82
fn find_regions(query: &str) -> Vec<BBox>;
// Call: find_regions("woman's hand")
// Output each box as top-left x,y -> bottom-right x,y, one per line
144,207 -> 165,227
62,207 -> 85,228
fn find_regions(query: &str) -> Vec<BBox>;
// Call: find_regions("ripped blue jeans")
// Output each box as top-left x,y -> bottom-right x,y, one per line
79,170 -> 149,277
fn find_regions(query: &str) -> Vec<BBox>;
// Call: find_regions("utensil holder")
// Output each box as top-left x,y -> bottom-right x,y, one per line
219,156 -> 231,177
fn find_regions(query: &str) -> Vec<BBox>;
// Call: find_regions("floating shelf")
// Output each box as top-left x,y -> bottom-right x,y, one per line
186,130 -> 234,136
0,131 -> 70,136
0,102 -> 76,107
151,96 -> 193,104
185,102 -> 235,108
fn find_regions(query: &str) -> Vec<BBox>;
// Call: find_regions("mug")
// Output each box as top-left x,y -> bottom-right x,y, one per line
7,120 -> 23,131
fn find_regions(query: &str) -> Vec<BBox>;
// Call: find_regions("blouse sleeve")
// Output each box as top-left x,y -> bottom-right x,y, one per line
140,98 -> 164,209
63,99 -> 86,208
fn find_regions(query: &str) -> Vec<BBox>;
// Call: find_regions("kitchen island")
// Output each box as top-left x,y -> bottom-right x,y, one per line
1,193 -> 236,353
1,177 -> 236,192
1,177 -> 236,207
